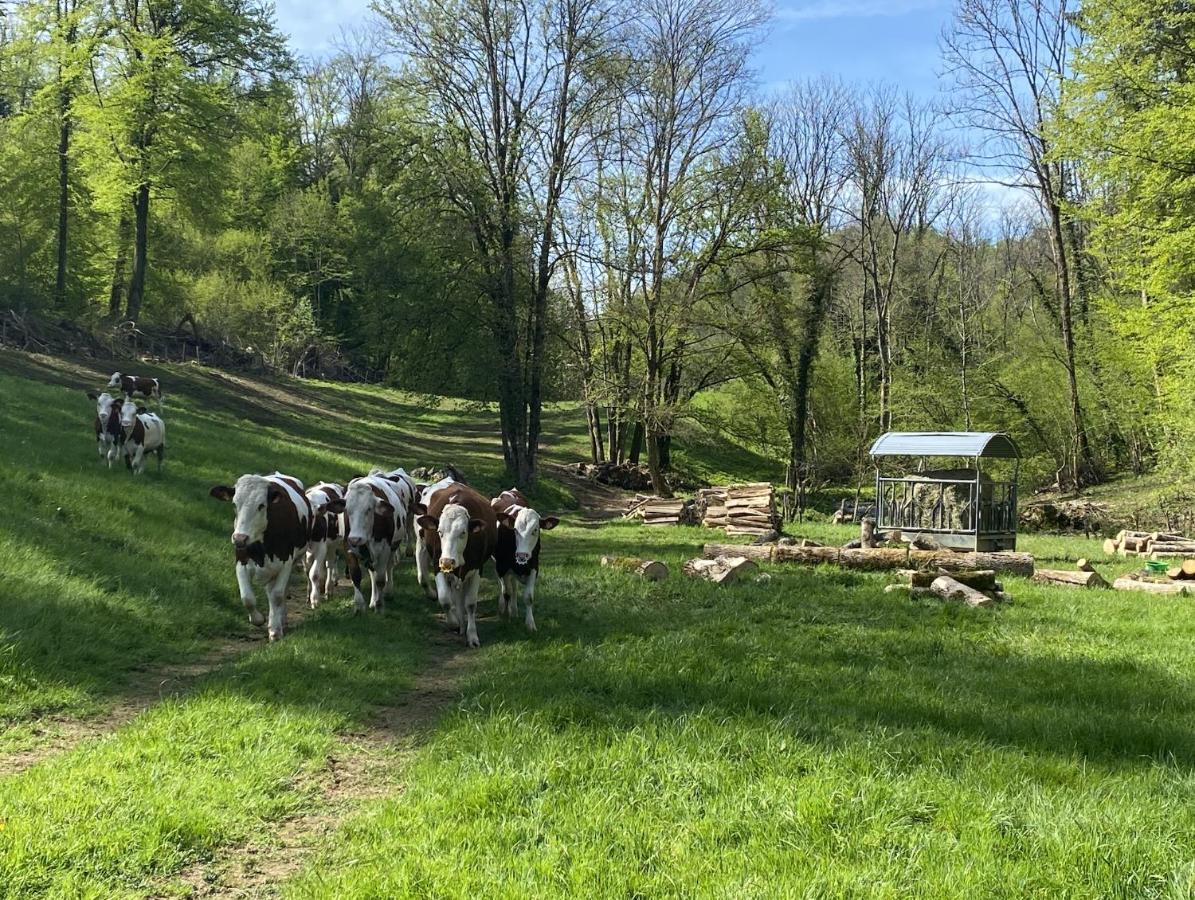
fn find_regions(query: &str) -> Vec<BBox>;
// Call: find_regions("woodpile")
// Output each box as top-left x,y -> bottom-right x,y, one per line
600,556 -> 669,581
624,495 -> 698,526
683,555 -> 759,585
699,483 -> 780,536
572,461 -> 656,491
702,542 -> 1035,576
886,569 -> 1011,607
830,498 -> 876,524
1104,530 -> 1195,559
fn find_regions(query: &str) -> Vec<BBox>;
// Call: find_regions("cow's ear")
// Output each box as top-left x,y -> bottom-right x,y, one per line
416,514 -> 437,530
498,512 -> 516,529
490,497 -> 504,509
268,487 -> 284,504
137,405 -> 147,415
540,516 -> 560,530
325,498 -> 346,514
210,485 -> 235,502
415,502 -> 428,516
86,390 -> 98,400
376,499 -> 394,516
468,518 -> 486,534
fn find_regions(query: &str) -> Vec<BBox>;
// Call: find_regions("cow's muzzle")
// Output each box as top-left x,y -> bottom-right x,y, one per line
232,533 -> 250,548
348,536 -> 366,549
515,552 -> 531,565
439,557 -> 458,574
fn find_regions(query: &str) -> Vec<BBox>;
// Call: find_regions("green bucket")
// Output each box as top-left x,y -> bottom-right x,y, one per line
1146,560 -> 1170,575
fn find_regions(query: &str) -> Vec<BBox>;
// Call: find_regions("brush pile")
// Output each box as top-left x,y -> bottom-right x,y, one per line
699,483 -> 780,536
1103,530 -> 1195,559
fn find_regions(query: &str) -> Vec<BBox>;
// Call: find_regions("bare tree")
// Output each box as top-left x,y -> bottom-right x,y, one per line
380,0 -> 617,485
942,0 -> 1096,486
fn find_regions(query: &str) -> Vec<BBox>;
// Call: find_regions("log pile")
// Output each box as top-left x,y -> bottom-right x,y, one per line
624,495 -> 698,526
702,542 -> 1035,576
699,483 -> 780,536
885,569 -> 1011,607
1104,530 -> 1195,559
572,461 -> 655,491
831,498 -> 876,524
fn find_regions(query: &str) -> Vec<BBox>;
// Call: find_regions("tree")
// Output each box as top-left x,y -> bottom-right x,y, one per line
943,0 -> 1096,486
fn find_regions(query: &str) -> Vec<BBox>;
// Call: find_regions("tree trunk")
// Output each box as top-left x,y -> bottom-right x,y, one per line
108,208 -> 132,319
54,61 -> 72,308
628,420 -> 644,466
125,182 -> 150,323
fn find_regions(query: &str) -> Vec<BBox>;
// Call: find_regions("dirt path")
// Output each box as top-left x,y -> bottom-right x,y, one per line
547,463 -> 631,522
0,590 -> 317,778
161,622 -> 472,899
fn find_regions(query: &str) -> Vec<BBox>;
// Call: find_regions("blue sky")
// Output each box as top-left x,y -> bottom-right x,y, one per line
273,0 -> 955,103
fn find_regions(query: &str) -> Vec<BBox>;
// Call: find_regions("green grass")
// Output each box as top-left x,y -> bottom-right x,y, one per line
3,350 -> 1195,898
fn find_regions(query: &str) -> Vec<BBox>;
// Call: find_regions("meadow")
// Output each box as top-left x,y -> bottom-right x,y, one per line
1,351 -> 1194,898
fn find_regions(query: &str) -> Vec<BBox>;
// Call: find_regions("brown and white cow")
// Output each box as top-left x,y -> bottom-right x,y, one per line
378,467 -> 419,555
209,472 -> 311,641
325,470 -> 411,614
304,481 -> 345,609
119,401 -> 166,475
108,371 -> 162,406
413,476 -> 460,598
492,488 -> 559,633
87,391 -> 124,468
416,484 -> 497,647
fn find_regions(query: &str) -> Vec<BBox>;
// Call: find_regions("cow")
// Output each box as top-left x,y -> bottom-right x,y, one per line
413,476 -> 460,598
304,481 -> 345,609
325,470 -> 411,614
491,488 -> 559,633
87,391 -> 125,468
416,484 -> 497,648
209,473 -> 311,641
118,401 -> 166,475
107,372 -> 162,407
378,467 -> 419,555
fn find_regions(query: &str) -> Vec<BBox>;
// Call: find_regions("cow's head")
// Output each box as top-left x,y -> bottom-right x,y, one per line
498,506 -> 558,566
209,474 -> 284,550
341,479 -> 392,550
107,372 -> 122,388
417,502 -> 484,573
119,401 -> 147,431
89,391 -> 121,426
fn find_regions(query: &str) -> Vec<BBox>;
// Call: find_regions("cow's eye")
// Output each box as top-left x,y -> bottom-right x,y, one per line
258,503 -> 265,511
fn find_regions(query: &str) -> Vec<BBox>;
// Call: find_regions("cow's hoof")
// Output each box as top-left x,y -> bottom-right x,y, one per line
249,611 -> 266,627
467,636 -> 480,648
268,629 -> 282,642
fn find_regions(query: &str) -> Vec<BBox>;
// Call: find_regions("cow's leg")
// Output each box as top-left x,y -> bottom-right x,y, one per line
156,445 -> 164,472
434,572 -> 459,626
370,548 -> 390,613
266,560 -> 293,641
236,564 -> 266,627
324,551 -> 338,599
131,445 -> 145,475
415,536 -> 436,599
347,552 -> 367,614
497,573 -> 509,616
307,543 -> 327,608
521,570 -> 537,633
463,572 -> 481,648
506,573 -> 520,619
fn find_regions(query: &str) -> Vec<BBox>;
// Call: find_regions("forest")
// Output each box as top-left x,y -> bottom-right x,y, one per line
0,0 -> 1190,497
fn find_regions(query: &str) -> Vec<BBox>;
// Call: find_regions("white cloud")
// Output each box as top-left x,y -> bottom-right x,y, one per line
776,0 -> 943,23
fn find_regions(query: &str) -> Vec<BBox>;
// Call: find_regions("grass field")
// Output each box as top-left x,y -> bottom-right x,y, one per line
2,351 -> 1195,898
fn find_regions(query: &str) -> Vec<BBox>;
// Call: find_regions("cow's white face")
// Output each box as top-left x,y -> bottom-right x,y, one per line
508,507 -> 558,565
208,475 -> 276,549
93,392 -> 119,426
344,480 -> 392,548
435,504 -> 481,571
119,399 -> 141,430
107,372 -> 122,388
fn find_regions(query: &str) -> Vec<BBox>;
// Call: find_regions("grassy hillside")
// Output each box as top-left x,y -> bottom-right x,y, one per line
2,351 -> 1195,897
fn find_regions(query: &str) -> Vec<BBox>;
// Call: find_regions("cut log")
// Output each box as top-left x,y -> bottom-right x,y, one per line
1076,558 -> 1094,572
1113,576 -> 1195,595
898,569 -> 997,591
1102,539 -> 1119,556
702,543 -> 1033,575
1182,560 -> 1195,579
929,574 -> 995,608
909,550 -> 1035,578
1145,542 -> 1195,553
600,556 -> 669,581
683,556 -> 758,585
1031,569 -> 1109,589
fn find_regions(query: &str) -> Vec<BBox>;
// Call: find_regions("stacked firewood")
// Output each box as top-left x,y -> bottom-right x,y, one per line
700,483 -> 780,536
1103,530 -> 1195,559
623,495 -> 697,526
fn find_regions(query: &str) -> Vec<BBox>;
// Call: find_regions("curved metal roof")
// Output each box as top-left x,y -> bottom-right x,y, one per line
869,431 -> 1021,459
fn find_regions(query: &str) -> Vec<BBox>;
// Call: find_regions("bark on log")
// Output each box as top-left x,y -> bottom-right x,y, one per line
1113,576 -> 1195,595
1102,539 -> 1118,556
930,574 -> 995,608
1076,558 -> 1094,572
683,556 -> 758,585
702,544 -> 1034,575
1031,569 -> 1109,589
899,569 -> 997,591
600,556 -> 669,581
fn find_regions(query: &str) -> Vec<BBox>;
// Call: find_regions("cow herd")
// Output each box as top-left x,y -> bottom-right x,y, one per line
83,369 -> 560,646
208,469 -> 558,647
86,372 -> 166,474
